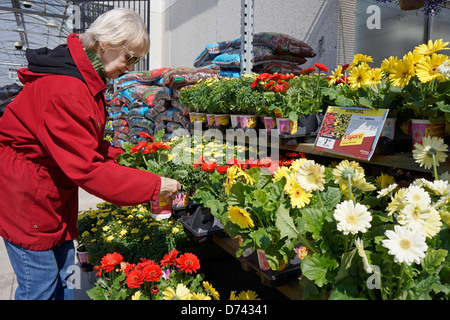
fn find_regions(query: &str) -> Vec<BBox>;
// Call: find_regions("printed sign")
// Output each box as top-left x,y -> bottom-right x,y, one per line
313,106 -> 389,161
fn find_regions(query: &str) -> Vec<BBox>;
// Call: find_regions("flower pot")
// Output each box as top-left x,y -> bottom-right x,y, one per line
214,114 -> 230,127
173,191 -> 190,207
230,114 -> 240,128
77,250 -> 90,265
239,115 -> 257,130
298,113 -> 319,135
276,117 -> 298,135
206,114 -> 215,127
398,0 -> 424,10
411,119 -> 445,148
189,112 -> 197,123
381,117 -> 397,140
150,196 -> 172,219
195,112 -> 207,124
262,116 -> 276,133
256,249 -> 271,271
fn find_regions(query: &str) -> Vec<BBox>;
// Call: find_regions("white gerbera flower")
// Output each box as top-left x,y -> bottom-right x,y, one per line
334,200 -> 372,235
397,203 -> 429,233
355,238 -> 373,273
428,180 -> 450,196
404,185 -> 431,207
295,160 -> 326,192
377,183 -> 398,199
412,136 -> 448,169
437,59 -> 450,77
423,207 -> 443,239
382,225 -> 428,266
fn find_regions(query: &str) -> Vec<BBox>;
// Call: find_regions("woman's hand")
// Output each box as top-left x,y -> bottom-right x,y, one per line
158,177 -> 181,203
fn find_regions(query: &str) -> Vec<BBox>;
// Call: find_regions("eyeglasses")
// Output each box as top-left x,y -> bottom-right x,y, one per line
123,47 -> 140,65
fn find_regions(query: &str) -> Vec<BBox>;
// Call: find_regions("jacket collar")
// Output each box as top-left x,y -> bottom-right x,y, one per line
67,33 -> 106,97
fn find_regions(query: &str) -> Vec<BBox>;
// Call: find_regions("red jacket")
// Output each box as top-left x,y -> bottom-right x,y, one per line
0,34 -> 161,251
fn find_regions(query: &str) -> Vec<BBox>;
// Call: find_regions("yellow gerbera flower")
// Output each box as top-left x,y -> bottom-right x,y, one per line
412,136 -> 448,169
365,68 -> 384,86
404,51 -> 425,68
415,53 -> 449,83
332,159 -> 365,187
389,56 -> 415,88
225,165 -> 239,195
237,290 -> 260,300
227,205 -> 255,228
289,158 -> 307,172
162,283 -> 193,300
386,187 -> 408,216
203,281 -> 220,300
272,166 -> 290,182
375,173 -> 396,189
413,39 -> 449,56
328,65 -> 344,86
285,178 -> 313,209
350,53 -> 373,68
192,292 -> 212,300
347,62 -> 370,89
381,56 -> 398,73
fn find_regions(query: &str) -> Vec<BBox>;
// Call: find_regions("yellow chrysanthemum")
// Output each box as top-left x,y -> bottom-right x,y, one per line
203,281 -> 220,300
381,56 -> 398,73
375,173 -> 396,189
347,63 -> 370,89
227,205 -> 255,228
389,56 -> 415,88
413,39 -> 449,56
415,53 -> 449,83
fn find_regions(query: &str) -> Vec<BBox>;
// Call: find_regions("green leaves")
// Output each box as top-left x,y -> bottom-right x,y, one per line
301,254 -> 338,288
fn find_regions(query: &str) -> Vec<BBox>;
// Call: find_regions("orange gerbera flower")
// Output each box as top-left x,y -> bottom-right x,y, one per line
130,141 -> 148,154
175,253 -> 200,274
160,249 -> 179,267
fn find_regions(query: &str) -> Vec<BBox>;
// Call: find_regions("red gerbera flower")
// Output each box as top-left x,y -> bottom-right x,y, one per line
144,141 -> 171,154
300,67 -> 315,75
175,253 -> 200,274
160,249 -> 179,267
126,269 -> 144,289
123,263 -> 136,275
143,264 -> 163,282
215,165 -> 230,174
100,252 -> 123,273
313,63 -> 329,73
193,155 -> 204,168
201,161 -> 217,172
130,141 -> 148,154
139,131 -> 155,142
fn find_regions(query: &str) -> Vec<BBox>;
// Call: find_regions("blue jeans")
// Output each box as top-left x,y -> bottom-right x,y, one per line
4,239 -> 75,300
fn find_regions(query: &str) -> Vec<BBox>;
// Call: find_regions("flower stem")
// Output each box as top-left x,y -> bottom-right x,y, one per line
315,189 -> 324,208
432,154 -> 438,180
397,265 -> 405,295
347,175 -> 354,202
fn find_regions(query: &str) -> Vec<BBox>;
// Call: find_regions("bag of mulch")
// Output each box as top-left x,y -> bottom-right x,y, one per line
145,100 -> 171,119
258,61 -> 304,75
128,106 -> 150,118
128,116 -> 154,131
110,119 -> 128,127
115,68 -> 173,86
166,121 -> 183,133
253,32 -> 316,58
170,99 -> 189,116
162,67 -> 219,90
132,85 -> 172,107
193,39 -> 241,67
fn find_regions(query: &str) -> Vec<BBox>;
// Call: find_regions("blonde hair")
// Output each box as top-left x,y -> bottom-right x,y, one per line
80,8 -> 150,57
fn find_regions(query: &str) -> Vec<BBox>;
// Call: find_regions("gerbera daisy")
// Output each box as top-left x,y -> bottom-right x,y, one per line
365,68 -> 384,86
347,63 -> 370,89
289,158 -> 307,172
377,183 -> 398,199
142,264 -> 162,282
225,165 -> 239,195
295,160 -> 326,192
375,173 -> 396,189
192,292 -> 212,300
380,56 -> 398,73
126,269 -> 144,289
227,205 -> 255,228
382,225 -> 428,266
386,187 -> 407,216
332,159 -> 365,187
413,39 -> 449,56
354,238 -> 373,273
350,53 -> 373,68
353,178 -> 377,192
422,207 -> 443,239
427,179 -> 450,196
273,165 -> 290,181
404,185 -> 431,207
404,50 -> 424,69
389,57 -> 415,88
415,53 -> 448,83
412,136 -> 448,169
203,281 -> 220,300
237,290 -> 260,300
162,283 -> 192,300
437,59 -> 450,77
334,200 -> 372,235
160,249 -> 179,266
314,62 -> 329,73
175,253 -> 201,274
327,65 -> 344,86
286,179 -> 313,209
100,252 -> 123,272
397,203 -> 429,234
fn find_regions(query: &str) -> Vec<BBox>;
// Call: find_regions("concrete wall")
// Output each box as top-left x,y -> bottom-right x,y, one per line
149,0 -> 340,72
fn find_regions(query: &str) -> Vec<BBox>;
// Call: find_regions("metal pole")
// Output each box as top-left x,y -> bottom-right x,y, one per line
240,0 -> 254,75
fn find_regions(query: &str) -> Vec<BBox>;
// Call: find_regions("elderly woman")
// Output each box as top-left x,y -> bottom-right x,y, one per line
0,8 -> 180,300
